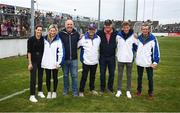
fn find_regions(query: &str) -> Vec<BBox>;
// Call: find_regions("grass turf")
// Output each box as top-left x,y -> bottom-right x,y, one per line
0,36 -> 180,112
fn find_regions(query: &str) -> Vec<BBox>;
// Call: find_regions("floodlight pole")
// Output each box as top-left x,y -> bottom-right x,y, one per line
143,0 -> 146,21
136,0 -> 139,21
123,0 -> 126,21
98,0 -> 101,30
31,0 -> 35,36
151,0 -> 155,22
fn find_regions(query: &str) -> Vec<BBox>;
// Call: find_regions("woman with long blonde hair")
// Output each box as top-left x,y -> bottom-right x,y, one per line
41,24 -> 64,99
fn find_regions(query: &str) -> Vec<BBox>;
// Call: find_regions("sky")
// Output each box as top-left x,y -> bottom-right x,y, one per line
1,0 -> 180,24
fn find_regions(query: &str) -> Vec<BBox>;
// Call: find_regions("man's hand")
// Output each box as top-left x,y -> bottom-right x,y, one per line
150,64 -> 157,69
134,33 -> 138,39
28,63 -> 33,71
55,63 -> 60,69
80,33 -> 84,39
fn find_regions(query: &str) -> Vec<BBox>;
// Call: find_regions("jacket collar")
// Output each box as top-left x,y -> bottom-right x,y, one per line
44,34 -> 59,43
101,28 -> 116,35
138,33 -> 155,45
84,32 -> 98,40
118,29 -> 134,40
62,28 -> 77,35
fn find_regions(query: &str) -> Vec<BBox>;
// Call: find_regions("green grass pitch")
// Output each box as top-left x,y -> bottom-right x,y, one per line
0,37 -> 180,112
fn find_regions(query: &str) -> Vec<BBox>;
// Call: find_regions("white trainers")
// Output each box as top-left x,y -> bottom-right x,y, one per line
91,90 -> 98,95
52,92 -> 57,99
38,92 -> 45,98
29,95 -> 38,103
115,90 -> 122,97
47,92 -> 52,99
126,91 -> 132,99
79,92 -> 84,97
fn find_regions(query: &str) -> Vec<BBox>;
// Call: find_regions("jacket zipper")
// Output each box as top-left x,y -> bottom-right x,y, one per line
63,31 -> 74,60
69,34 -> 72,60
91,39 -> 93,46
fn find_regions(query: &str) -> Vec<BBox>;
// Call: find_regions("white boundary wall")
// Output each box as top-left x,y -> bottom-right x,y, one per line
152,33 -> 169,37
0,38 -> 27,59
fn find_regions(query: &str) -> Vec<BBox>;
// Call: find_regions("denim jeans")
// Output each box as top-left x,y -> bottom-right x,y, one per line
62,59 -> 78,96
99,56 -> 116,92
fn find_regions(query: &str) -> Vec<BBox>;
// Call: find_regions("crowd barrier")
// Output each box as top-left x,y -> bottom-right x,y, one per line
0,37 -> 27,59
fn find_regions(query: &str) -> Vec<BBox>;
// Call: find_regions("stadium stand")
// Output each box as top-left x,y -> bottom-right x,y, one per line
0,3 -> 179,38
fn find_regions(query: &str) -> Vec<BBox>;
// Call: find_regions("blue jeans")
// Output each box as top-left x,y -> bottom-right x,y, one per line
62,59 -> 78,96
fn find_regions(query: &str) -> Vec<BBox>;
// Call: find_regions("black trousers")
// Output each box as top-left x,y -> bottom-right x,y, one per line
30,62 -> 44,95
45,69 -> 58,92
137,66 -> 154,93
79,63 -> 98,92
99,56 -> 116,92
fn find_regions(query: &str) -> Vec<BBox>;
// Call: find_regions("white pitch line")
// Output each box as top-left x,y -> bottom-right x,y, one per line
0,69 -> 82,102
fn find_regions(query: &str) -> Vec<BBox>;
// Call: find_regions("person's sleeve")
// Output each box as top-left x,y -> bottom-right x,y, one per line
116,34 -> 120,44
27,38 -> 32,53
96,30 -> 100,36
132,34 -> 138,52
78,36 -> 84,48
77,32 -> 80,41
57,39 -> 64,66
152,38 -> 160,64
99,36 -> 101,43
133,33 -> 138,45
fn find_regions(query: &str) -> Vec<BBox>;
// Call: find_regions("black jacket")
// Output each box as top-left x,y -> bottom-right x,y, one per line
97,28 -> 118,58
59,29 -> 80,60
27,36 -> 44,63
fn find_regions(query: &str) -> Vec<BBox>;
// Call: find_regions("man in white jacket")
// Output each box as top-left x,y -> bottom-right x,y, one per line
41,24 -> 64,99
135,22 -> 160,97
78,23 -> 101,97
115,21 -> 137,98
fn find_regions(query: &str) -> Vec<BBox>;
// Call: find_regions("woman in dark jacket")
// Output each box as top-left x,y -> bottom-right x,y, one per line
27,24 -> 44,103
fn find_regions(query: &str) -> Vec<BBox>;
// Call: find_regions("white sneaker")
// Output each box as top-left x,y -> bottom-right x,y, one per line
126,91 -> 132,99
91,90 -> 98,95
47,92 -> 52,99
52,92 -> 57,99
38,92 -> 45,98
29,95 -> 38,103
79,92 -> 84,97
115,90 -> 122,97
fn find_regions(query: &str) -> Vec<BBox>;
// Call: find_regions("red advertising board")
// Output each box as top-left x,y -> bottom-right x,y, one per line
168,33 -> 180,37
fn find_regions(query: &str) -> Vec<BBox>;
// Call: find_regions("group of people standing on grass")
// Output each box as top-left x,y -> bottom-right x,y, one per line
27,18 -> 160,103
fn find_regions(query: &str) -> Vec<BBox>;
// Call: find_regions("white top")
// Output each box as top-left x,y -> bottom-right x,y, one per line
78,32 -> 101,65
41,35 -> 64,69
135,33 -> 160,67
116,32 -> 137,63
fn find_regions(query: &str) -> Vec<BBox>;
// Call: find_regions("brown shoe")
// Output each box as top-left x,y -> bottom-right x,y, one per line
148,92 -> 153,97
136,91 -> 141,96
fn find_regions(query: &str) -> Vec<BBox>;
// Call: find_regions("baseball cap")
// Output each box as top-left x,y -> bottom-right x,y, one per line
104,19 -> 112,26
88,23 -> 97,30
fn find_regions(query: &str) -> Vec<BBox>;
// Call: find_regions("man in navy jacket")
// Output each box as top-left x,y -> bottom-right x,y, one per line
97,20 -> 118,93
59,19 -> 80,96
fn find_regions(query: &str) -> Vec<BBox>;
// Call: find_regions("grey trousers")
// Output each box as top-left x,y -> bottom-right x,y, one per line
117,62 -> 133,91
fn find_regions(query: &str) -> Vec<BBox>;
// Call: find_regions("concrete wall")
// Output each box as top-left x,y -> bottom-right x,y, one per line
152,33 -> 169,37
0,38 -> 27,59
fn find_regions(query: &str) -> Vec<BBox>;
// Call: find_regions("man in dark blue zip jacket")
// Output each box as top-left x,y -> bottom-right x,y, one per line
59,19 -> 80,96
97,19 -> 118,93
